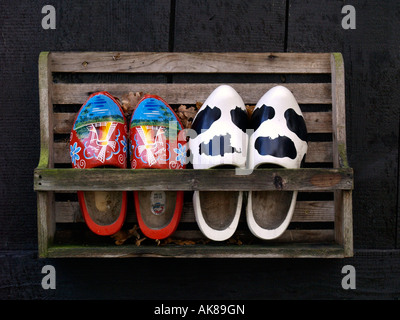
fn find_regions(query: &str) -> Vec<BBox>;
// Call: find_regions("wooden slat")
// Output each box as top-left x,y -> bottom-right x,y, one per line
55,200 -> 335,223
38,51 -> 54,169
53,111 -> 332,134
306,141 -> 332,163
292,200 -> 335,222
37,51 -> 55,258
34,167 -> 353,192
331,53 -> 353,257
52,228 -> 335,245
334,190 -> 353,257
331,53 -> 348,168
53,113 -> 76,134
50,52 -> 332,74
52,82 -> 332,105
303,112 -> 333,133
163,229 -> 335,243
52,141 -> 332,164
46,241 -> 344,258
37,191 -> 55,258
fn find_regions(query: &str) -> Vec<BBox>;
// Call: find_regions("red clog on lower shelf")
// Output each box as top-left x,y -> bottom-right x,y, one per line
130,94 -> 186,239
70,91 -> 128,236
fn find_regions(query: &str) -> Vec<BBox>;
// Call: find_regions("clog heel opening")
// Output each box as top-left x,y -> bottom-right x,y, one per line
198,164 -> 241,232
137,191 -> 177,229
199,191 -> 240,231
251,163 -> 293,230
83,166 -> 124,226
84,191 -> 124,225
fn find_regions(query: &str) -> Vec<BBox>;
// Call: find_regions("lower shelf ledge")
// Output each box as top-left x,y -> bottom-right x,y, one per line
34,167 -> 354,192
43,243 -> 348,259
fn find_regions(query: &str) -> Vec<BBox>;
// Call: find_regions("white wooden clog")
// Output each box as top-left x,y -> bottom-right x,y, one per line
246,85 -> 308,240
189,85 -> 248,241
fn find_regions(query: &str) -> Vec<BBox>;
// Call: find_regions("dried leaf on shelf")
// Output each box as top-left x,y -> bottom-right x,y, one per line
162,237 -> 174,245
120,91 -> 144,116
176,104 -> 198,129
110,225 -> 140,245
160,238 -> 197,246
128,225 -> 141,239
179,240 -> 196,245
135,237 -> 147,247
111,230 -> 131,245
196,101 -> 203,110
245,105 -> 255,118
227,236 -> 243,245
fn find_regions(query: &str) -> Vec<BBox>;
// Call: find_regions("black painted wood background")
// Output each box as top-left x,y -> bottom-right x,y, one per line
1,0 -> 399,300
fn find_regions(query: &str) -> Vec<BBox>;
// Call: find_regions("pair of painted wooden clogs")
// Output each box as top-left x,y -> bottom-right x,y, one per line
70,85 -> 307,241
69,92 -> 186,239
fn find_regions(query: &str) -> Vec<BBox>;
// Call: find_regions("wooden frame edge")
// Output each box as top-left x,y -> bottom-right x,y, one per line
37,51 -> 55,258
331,53 -> 354,257
34,51 -> 353,258
45,243 -> 346,258
34,168 -> 354,192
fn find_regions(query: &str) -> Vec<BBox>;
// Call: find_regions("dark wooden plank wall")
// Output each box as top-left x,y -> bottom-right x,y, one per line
0,0 -> 399,300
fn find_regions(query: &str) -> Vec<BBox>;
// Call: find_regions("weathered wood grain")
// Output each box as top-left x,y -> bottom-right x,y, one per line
331,53 -> 353,257
334,190 -> 353,257
331,53 -> 348,168
55,200 -> 335,223
34,167 -> 353,192
45,241 -> 343,258
37,52 -> 55,258
170,229 -> 336,243
52,82 -> 332,105
38,52 -> 54,169
37,191 -> 55,258
50,52 -> 332,74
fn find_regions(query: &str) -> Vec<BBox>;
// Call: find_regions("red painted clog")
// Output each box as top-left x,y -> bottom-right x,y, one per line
70,91 -> 128,235
130,94 -> 186,239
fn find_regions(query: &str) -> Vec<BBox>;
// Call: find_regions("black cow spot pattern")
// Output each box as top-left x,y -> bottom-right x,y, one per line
191,105 -> 221,135
199,133 -> 240,156
254,136 -> 297,159
230,107 -> 248,133
284,108 -> 308,142
250,104 -> 275,131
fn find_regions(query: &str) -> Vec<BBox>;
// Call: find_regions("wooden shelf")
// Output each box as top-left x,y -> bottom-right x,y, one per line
46,243 -> 346,259
35,51 -> 353,258
34,168 -> 353,192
